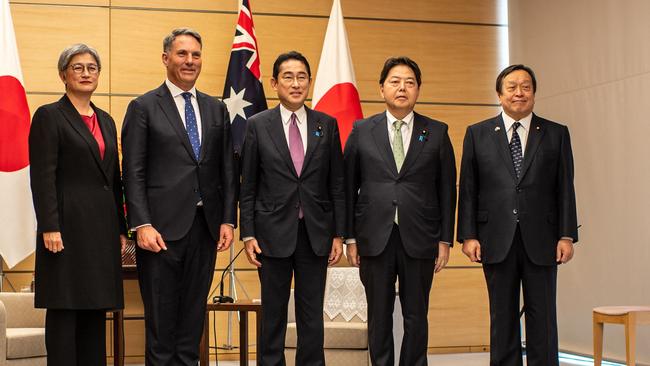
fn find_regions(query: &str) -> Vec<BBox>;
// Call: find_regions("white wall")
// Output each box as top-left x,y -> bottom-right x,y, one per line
508,0 -> 650,363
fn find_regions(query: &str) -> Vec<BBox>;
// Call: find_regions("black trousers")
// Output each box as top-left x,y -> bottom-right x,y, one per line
136,207 -> 217,366
257,220 -> 328,366
483,226 -> 559,366
45,309 -> 106,366
360,224 -> 435,366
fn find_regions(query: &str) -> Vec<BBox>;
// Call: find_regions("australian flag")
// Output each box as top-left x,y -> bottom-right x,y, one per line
222,0 -> 267,155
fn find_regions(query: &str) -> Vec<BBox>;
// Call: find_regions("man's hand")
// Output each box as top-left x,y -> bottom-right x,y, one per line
328,237 -> 343,266
43,232 -> 64,253
136,226 -> 167,252
435,243 -> 450,273
462,239 -> 482,263
346,243 -> 360,267
119,234 -> 128,254
218,224 -> 234,252
244,238 -> 262,267
556,239 -> 574,264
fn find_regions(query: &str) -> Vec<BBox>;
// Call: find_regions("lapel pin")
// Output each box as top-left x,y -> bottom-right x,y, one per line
495,126 -> 501,131
314,125 -> 323,137
536,126 -> 540,130
418,129 -> 428,142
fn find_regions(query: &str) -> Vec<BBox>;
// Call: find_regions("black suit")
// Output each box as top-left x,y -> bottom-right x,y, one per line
29,95 -> 126,365
344,111 -> 456,366
122,83 -> 236,365
457,113 -> 578,366
240,105 -> 345,366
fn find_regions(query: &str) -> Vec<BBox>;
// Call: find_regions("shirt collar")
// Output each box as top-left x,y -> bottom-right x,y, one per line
386,110 -> 414,129
165,79 -> 197,99
280,104 -> 307,125
501,111 -> 532,132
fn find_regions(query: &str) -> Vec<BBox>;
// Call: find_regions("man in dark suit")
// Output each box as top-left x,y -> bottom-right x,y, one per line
240,51 -> 345,366
457,64 -> 578,366
121,28 -> 237,365
344,56 -> 457,366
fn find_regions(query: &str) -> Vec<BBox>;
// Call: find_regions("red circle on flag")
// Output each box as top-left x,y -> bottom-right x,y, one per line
0,75 -> 31,172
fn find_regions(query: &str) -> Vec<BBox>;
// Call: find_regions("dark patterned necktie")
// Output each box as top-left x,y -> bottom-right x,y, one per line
509,121 -> 523,178
182,92 -> 201,160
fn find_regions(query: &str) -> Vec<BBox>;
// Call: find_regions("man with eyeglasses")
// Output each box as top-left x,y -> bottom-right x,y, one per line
240,51 -> 345,365
344,56 -> 456,366
121,28 -> 237,365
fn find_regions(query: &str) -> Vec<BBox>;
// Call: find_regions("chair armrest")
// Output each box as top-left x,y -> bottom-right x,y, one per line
0,293 -> 45,328
0,299 -> 8,364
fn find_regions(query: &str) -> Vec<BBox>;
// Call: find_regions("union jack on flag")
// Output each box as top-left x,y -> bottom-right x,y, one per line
222,0 -> 267,155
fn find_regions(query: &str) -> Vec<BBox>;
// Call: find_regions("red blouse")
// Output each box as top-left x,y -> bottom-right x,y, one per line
81,113 -> 105,159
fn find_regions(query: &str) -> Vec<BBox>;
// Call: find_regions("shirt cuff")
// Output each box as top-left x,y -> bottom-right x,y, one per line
130,223 -> 151,232
439,241 -> 451,246
345,238 -> 357,245
560,237 -> 574,242
223,223 -> 234,228
242,236 -> 255,242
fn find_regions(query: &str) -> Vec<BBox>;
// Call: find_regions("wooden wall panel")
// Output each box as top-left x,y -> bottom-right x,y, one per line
11,0 -> 108,5
110,9 -> 237,95
11,4 -> 110,94
428,268 -> 490,347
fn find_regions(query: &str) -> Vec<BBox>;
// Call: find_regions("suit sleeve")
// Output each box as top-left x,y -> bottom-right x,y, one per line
328,119 -> 346,237
107,114 -> 127,235
557,125 -> 578,242
121,98 -> 151,229
219,104 -> 237,227
239,119 -> 259,238
344,121 -> 361,239
29,107 -> 61,233
437,124 -> 457,245
457,126 -> 478,243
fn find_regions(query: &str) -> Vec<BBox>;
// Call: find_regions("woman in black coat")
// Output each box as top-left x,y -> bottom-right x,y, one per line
29,44 -> 126,366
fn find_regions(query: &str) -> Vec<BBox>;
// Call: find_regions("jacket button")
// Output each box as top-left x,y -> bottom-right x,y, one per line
513,209 -> 518,215
193,188 -> 198,193
103,185 -> 109,191
295,203 -> 300,209
392,200 -> 398,206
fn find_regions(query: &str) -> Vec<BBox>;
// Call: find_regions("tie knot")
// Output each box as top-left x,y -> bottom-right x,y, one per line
290,113 -> 298,125
393,120 -> 404,131
513,121 -> 521,131
181,92 -> 192,102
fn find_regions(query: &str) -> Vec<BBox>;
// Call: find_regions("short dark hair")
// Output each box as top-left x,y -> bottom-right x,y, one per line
163,28 -> 202,53
272,51 -> 311,79
379,56 -> 422,87
496,64 -> 537,95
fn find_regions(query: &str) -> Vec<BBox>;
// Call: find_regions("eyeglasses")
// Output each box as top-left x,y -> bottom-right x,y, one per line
280,74 -> 309,85
68,63 -> 100,74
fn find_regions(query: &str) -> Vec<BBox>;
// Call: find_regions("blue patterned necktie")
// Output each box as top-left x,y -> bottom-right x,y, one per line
182,92 -> 201,160
509,121 -> 523,178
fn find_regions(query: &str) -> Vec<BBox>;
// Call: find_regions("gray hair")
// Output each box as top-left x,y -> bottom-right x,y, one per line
163,28 -> 202,53
57,43 -> 101,73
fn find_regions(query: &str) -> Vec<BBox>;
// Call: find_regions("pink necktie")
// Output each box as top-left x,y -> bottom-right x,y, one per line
288,113 -> 304,218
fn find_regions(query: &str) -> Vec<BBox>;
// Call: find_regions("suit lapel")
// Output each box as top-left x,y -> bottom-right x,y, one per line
57,95 -> 108,182
301,107 -> 322,175
94,107 -> 114,178
156,84 -> 197,162
398,113 -> 426,176
371,114 -> 398,176
196,91 -> 211,162
266,106 -> 298,176
518,114 -> 545,181
489,114 -> 517,181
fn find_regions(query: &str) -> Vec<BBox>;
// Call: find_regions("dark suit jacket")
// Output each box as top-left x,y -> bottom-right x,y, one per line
121,83 -> 237,241
29,95 -> 125,309
457,113 -> 578,265
239,105 -> 345,258
344,112 -> 457,259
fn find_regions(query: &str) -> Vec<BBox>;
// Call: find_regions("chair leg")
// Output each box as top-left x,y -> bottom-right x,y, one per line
624,314 -> 636,366
593,316 -> 604,366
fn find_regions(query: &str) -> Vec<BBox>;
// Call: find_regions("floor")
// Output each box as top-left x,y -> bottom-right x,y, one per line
134,352 -> 625,365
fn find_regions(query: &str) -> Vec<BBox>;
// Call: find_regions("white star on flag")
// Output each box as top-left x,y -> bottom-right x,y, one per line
223,87 -> 252,121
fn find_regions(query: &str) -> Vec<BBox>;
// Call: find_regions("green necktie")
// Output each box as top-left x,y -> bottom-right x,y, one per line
392,120 -> 405,224
392,120 -> 405,171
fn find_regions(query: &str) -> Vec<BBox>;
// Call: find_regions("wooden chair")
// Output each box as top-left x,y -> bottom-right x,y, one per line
593,306 -> 650,365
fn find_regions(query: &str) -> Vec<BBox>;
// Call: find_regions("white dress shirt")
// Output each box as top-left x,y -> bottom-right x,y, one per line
279,103 -> 308,154
501,111 -> 532,157
165,79 -> 203,143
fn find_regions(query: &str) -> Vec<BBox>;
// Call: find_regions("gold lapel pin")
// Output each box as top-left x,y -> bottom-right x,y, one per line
494,126 -> 501,131
536,126 -> 540,130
